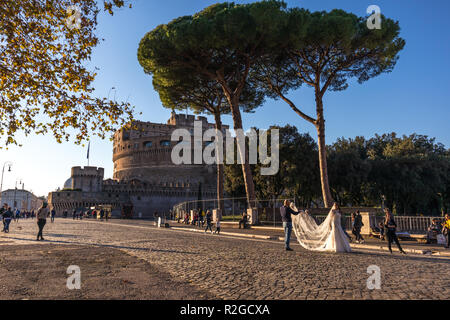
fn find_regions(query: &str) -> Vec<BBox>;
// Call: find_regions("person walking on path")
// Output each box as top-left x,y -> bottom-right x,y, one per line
0,203 -> 7,231
280,200 -> 300,251
384,208 -> 406,254
198,210 -> 204,228
204,210 -> 213,233
2,206 -> 13,233
15,208 -> 20,222
214,220 -> 221,235
36,202 -> 49,241
353,211 -> 364,243
50,208 -> 56,223
442,214 -> 450,249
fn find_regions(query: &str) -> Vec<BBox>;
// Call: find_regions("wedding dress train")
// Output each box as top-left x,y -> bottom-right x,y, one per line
291,205 -> 351,253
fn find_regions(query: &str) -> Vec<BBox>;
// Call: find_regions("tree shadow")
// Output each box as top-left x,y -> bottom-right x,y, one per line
350,248 -> 450,264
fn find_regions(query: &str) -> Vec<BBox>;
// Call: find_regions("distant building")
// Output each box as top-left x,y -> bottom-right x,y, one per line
49,112 -> 224,218
0,189 -> 43,211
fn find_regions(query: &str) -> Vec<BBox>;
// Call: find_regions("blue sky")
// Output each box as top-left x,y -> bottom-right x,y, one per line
1,0 -> 449,197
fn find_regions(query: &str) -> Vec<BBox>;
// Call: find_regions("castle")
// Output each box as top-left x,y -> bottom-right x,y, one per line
48,112 -> 227,218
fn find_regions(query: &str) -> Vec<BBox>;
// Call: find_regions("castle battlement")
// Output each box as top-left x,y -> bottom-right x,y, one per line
71,166 -> 104,177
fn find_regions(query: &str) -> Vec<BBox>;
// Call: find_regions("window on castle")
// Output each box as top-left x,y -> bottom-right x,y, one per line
160,140 -> 170,147
144,141 -> 152,148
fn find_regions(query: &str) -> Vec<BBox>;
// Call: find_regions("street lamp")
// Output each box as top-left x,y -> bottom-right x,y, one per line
108,86 -> 117,101
0,161 -> 12,205
437,192 -> 444,217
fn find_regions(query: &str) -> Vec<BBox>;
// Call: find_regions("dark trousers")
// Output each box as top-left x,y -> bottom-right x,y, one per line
446,233 -> 450,248
352,227 -> 364,241
387,230 -> 403,252
283,222 -> 292,249
51,215 -> 55,223
239,220 -> 247,229
37,219 -> 46,239
205,222 -> 212,232
214,227 -> 220,234
3,218 -> 11,232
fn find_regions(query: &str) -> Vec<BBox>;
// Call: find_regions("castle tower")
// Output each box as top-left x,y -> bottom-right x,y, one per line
71,166 -> 104,193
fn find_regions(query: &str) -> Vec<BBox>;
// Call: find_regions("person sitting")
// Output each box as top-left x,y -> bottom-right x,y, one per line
238,212 -> 248,229
426,218 -> 441,244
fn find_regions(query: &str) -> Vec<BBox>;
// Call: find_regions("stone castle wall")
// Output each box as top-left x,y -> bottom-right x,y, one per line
49,112 -> 223,218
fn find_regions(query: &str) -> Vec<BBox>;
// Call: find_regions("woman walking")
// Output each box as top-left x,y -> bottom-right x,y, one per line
384,208 -> 406,254
36,202 -> 49,241
2,206 -> 13,233
204,210 -> 213,233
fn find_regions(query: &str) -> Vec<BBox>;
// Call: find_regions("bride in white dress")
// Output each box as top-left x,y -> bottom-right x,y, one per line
290,202 -> 351,253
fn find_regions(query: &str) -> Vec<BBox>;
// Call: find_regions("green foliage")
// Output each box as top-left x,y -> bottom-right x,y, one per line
137,0 -> 287,105
252,6 -> 405,207
225,125 -> 320,206
137,1 -> 290,204
226,129 -> 450,215
328,134 -> 450,215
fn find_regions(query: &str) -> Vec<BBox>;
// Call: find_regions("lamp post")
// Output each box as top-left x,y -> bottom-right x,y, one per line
381,194 -> 386,211
0,161 -> 12,205
108,86 -> 116,101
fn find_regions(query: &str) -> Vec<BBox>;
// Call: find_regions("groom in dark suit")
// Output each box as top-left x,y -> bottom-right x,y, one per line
280,200 -> 300,251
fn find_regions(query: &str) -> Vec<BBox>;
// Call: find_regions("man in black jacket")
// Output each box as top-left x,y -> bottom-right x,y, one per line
280,200 -> 300,251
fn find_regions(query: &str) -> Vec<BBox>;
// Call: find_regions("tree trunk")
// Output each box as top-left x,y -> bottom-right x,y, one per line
315,94 -> 334,208
229,97 -> 257,208
213,111 -> 224,212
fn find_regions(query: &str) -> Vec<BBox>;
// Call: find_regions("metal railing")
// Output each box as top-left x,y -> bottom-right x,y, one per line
373,216 -> 445,234
173,198 -> 445,233
173,197 -> 295,224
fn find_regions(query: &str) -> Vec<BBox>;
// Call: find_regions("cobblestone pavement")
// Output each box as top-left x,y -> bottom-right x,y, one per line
1,218 -> 449,300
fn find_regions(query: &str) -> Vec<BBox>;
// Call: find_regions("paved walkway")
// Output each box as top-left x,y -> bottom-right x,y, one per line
1,218 -> 449,300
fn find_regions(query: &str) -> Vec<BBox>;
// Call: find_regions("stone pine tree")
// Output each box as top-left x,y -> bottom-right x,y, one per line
138,1 -> 287,207
152,70 -> 263,212
254,8 -> 405,207
0,0 -> 134,147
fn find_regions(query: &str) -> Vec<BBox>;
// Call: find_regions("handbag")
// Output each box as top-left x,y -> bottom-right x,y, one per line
437,234 -> 446,245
